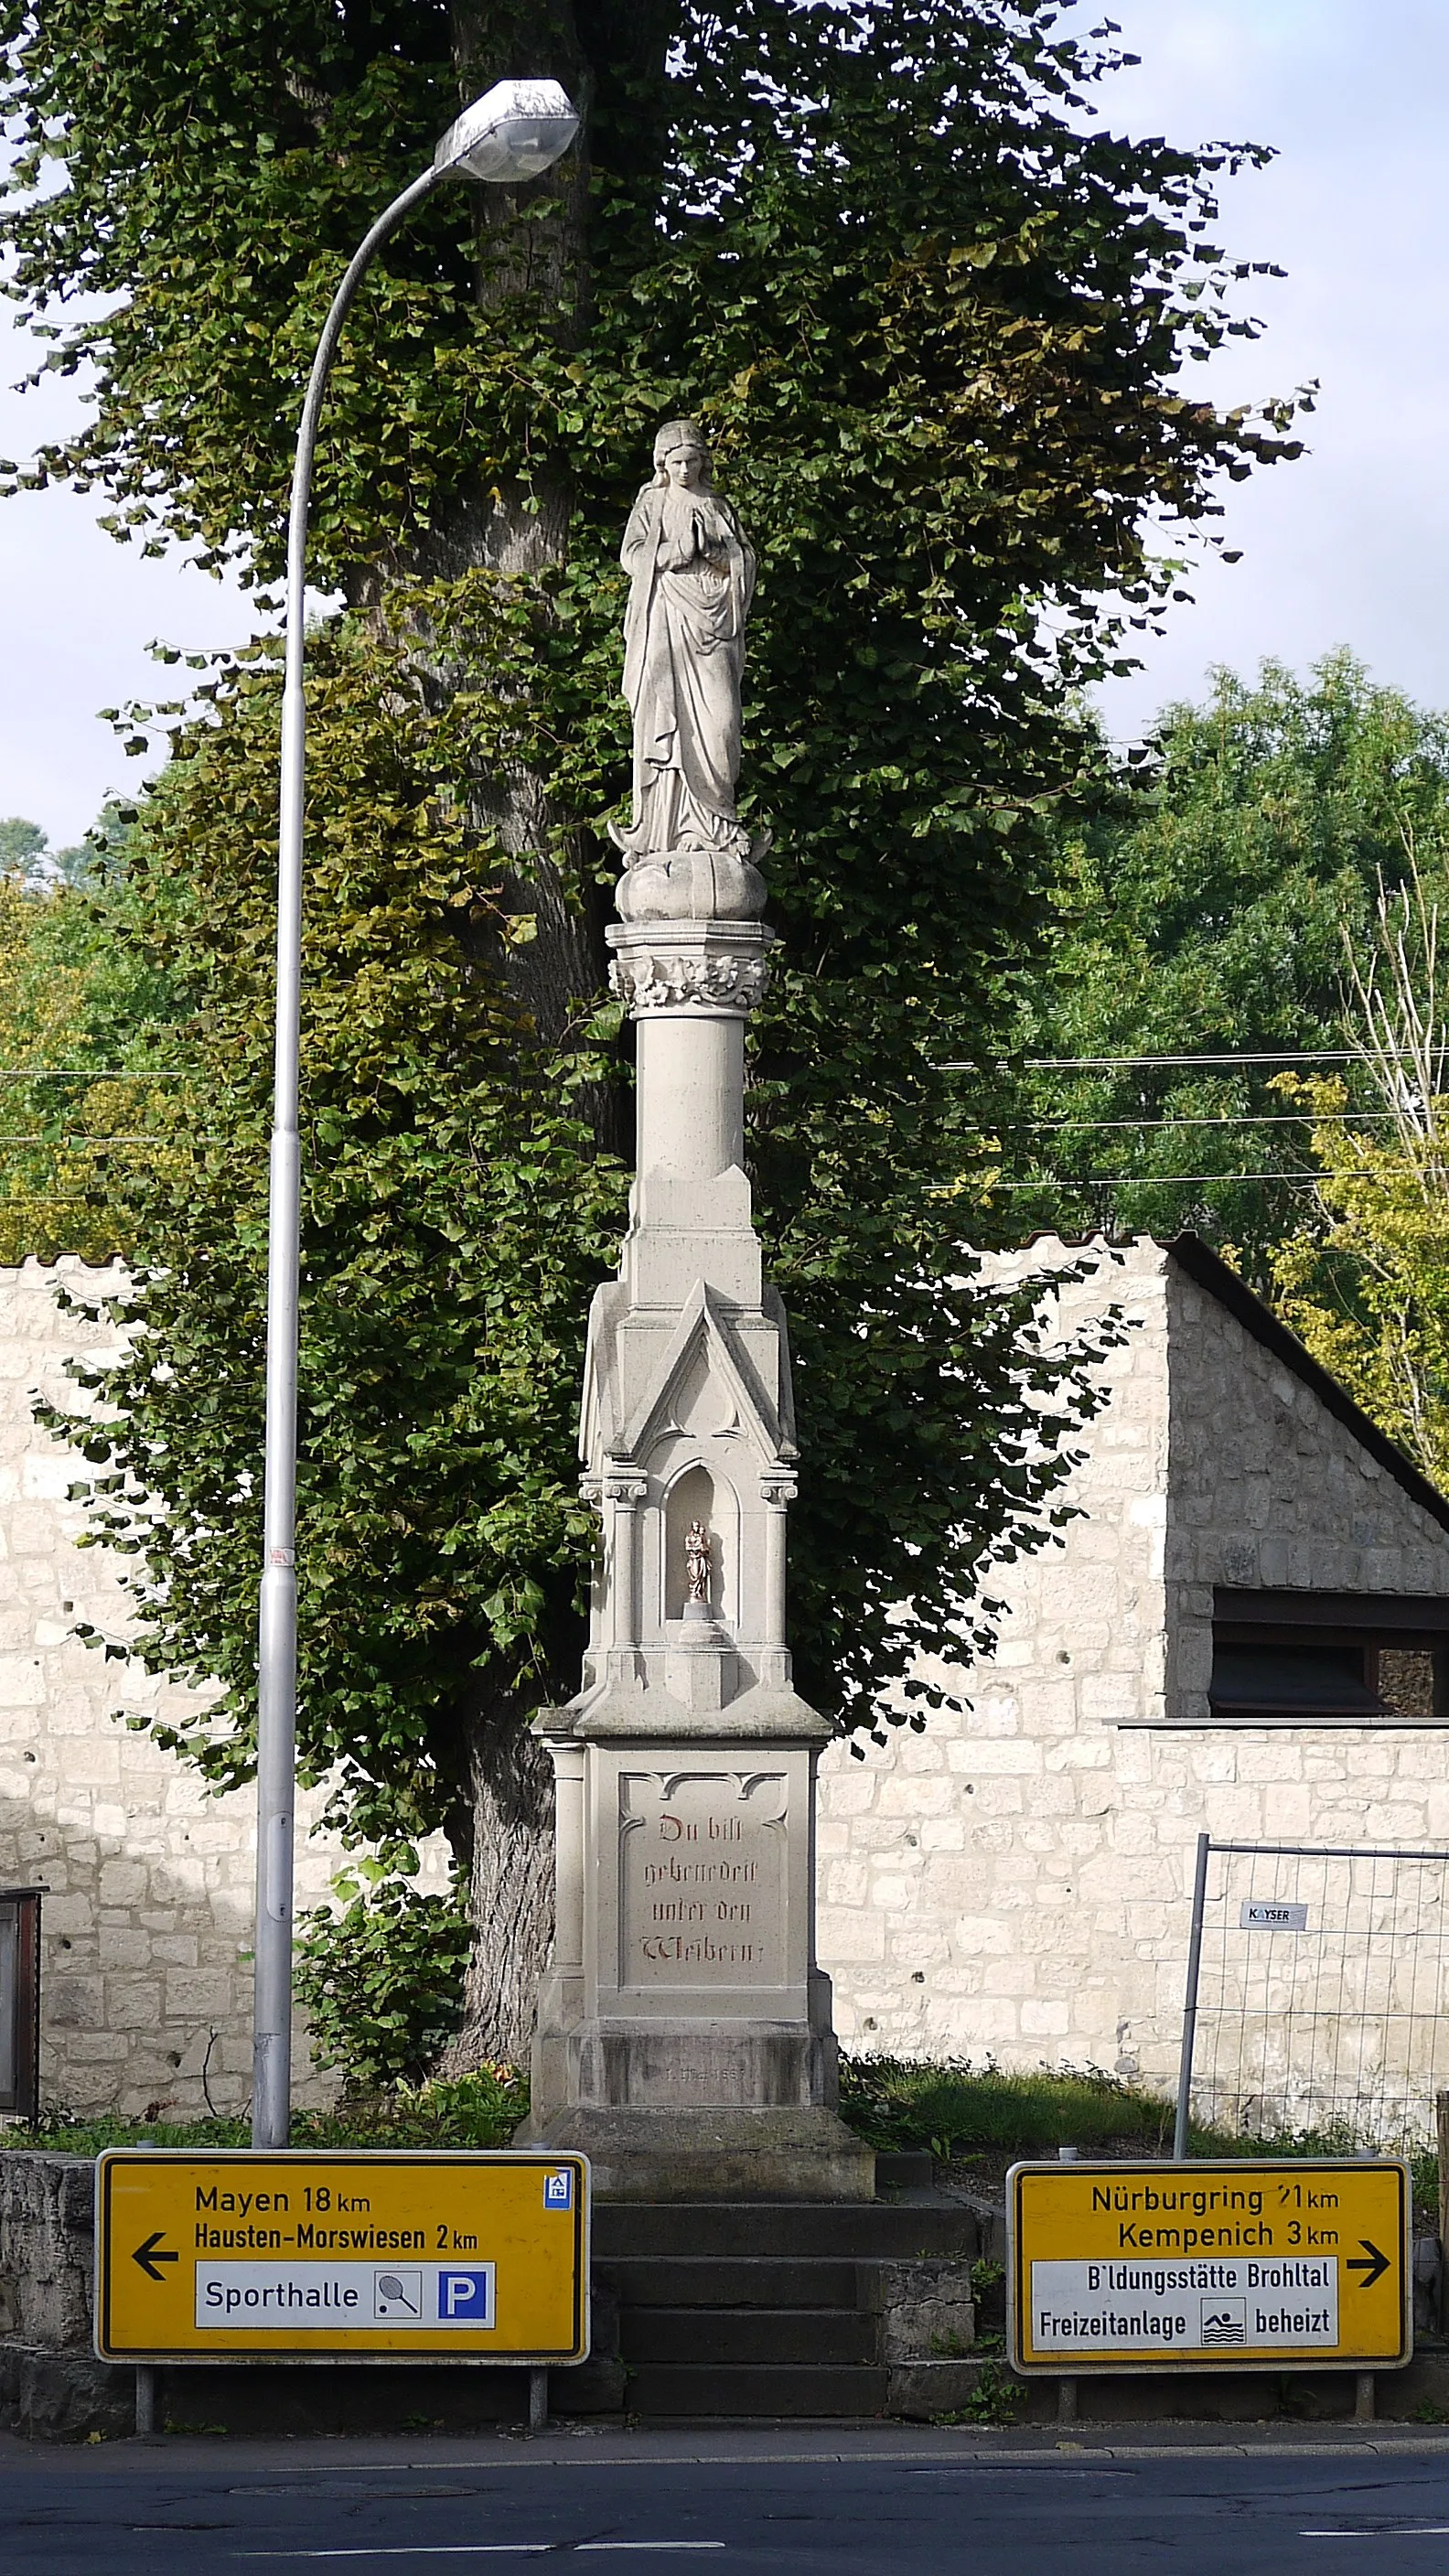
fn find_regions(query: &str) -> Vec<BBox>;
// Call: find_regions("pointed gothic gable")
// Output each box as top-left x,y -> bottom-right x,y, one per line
617,1279 -> 795,1468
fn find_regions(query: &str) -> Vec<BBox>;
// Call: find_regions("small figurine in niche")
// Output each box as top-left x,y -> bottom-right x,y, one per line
683,1519 -> 712,1609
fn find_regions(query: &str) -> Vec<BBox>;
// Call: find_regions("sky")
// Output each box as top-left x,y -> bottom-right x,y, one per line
1077,0 -> 1449,746
1,0 -> 1446,843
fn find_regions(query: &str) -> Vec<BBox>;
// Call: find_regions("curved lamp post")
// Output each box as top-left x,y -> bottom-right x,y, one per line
253,78 -> 580,2151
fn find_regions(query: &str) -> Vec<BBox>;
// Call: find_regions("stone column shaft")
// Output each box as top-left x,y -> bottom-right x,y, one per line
635,1014 -> 744,1189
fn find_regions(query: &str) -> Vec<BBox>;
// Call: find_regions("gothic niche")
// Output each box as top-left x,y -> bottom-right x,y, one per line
664,1463 -> 722,1625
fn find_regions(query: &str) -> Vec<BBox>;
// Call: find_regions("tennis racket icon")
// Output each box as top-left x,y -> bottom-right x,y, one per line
376,2272 -> 420,2315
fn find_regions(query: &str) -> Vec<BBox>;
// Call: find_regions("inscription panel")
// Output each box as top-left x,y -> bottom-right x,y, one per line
619,1770 -> 786,1987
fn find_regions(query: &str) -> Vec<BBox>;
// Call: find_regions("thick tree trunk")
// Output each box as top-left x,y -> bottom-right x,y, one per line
437,1692 -> 557,2070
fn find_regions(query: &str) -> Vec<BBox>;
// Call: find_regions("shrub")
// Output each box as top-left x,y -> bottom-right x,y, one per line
295,1869 -> 473,2091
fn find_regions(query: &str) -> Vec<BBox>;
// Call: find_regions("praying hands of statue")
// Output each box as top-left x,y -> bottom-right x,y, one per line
660,503 -> 728,579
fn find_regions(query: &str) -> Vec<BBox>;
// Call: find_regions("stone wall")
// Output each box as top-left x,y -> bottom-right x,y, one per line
1,1260 -> 444,2119
1164,1261 -> 1449,1723
815,1237 -> 1449,2100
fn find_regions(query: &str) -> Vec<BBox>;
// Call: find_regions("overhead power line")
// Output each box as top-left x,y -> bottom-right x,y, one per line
0,1068 -> 189,1081
0,1135 -> 188,1146
984,1170 -> 1325,1190
940,1049 -> 1444,1073
1026,1050 -> 1375,1071
1028,1111 -> 1391,1132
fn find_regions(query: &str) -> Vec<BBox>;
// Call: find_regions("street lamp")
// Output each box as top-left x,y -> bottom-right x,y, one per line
252,77 -> 580,2152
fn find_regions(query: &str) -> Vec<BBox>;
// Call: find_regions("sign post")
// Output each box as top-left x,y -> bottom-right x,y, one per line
95,2151 -> 588,2367
1008,2157 -> 1411,2375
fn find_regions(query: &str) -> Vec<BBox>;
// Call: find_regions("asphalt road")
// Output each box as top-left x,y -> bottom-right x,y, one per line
4,2429 -> 1449,2574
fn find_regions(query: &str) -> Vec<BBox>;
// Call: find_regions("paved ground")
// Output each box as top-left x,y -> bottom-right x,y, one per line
4,2425 -> 1449,2573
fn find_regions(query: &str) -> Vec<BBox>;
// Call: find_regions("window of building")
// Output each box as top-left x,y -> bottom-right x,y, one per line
1205,1592 -> 1449,1726
1209,1642 -> 1389,1720
0,1889 -> 40,2119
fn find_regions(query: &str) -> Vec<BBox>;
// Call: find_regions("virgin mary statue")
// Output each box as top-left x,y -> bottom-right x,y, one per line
609,421 -> 757,864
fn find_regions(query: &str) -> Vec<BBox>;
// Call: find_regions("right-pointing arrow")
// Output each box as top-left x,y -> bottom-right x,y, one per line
1346,2239 -> 1390,2292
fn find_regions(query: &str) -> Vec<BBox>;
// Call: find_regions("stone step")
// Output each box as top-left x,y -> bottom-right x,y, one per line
591,2199 -> 978,2261
596,2256 -> 863,2310
875,2152 -> 937,2194
621,2360 -> 890,2419
620,2305 -> 877,2367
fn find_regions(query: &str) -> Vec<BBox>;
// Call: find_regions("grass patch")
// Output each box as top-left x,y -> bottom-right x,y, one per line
839,2053 -> 1177,2156
1,2067 -> 529,2156
839,2054 -> 1442,2211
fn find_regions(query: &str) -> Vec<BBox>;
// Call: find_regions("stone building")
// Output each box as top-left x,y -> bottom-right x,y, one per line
0,1260 -> 447,2120
815,1232 -> 1449,2115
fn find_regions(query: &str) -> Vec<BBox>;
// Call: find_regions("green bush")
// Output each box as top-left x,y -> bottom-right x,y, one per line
295,2067 -> 530,2150
294,1869 -> 473,2091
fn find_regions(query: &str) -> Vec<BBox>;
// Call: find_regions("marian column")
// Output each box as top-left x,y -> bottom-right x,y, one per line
523,423 -> 872,2200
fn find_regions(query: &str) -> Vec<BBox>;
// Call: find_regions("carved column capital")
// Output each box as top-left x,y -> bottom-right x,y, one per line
606,919 -> 774,1019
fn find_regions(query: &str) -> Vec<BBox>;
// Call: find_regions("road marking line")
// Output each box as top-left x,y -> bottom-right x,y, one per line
236,2551 -> 725,2563
1300,2533 -> 1449,2540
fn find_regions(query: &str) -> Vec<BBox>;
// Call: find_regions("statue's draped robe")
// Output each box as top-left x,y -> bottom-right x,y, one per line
617,483 -> 755,857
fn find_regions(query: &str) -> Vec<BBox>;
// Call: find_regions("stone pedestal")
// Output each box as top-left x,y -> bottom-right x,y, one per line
521,907 -> 871,2201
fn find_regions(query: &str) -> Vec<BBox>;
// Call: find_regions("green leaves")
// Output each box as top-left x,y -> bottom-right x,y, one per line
39,617 -> 628,1848
295,1873 -> 475,2091
1000,654 -> 1449,1275
10,0 -> 1305,1875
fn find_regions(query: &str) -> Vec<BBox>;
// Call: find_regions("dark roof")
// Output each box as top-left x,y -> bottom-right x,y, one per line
1165,1230 -> 1449,1540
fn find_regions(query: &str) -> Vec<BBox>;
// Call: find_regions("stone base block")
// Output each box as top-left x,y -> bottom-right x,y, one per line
0,2343 -> 137,2442
541,2022 -> 839,2113
887,2358 -> 996,2421
516,2104 -> 875,2202
864,2259 -> 976,2363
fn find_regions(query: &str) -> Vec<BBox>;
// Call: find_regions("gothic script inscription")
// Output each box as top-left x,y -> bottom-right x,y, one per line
620,1770 -> 786,1987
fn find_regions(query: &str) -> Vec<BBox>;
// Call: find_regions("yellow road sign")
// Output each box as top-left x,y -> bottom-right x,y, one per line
1008,2158 -> 1411,2374
95,2150 -> 589,2364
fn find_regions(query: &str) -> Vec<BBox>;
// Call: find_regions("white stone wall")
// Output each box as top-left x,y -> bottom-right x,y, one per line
815,1238 -> 1449,2102
0,1261 -> 444,2119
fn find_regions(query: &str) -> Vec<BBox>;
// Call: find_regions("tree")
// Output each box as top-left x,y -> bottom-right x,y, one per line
6,0 -> 1302,2057
1271,866 -> 1449,1486
0,818 -> 47,887
0,814 -> 104,887
1000,656 -> 1449,1277
0,808 -> 184,1260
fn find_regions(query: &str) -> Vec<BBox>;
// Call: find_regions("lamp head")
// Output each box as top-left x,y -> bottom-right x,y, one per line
435,79 -> 579,184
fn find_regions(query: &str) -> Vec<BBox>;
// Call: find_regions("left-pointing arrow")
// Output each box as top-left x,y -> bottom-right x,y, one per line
132,2231 -> 178,2282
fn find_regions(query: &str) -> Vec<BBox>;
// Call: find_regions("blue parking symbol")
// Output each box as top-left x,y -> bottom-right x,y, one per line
542,2167 -> 574,2210
437,2268 -> 493,2324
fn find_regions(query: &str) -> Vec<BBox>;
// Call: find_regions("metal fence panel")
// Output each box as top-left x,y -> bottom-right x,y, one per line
1176,1839 -> 1449,2154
